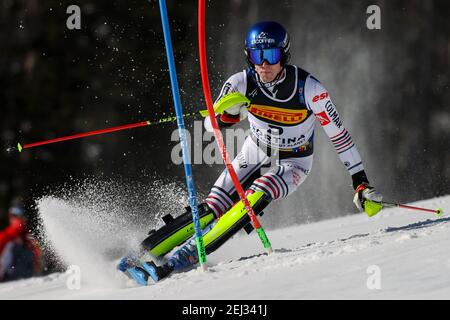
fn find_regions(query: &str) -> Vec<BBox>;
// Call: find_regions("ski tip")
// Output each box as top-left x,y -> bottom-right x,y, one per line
17,143 -> 23,153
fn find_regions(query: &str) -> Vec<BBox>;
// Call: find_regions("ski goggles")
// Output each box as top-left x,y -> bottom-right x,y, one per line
248,48 -> 283,65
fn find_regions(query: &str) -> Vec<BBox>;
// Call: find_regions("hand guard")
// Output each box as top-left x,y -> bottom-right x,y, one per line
353,183 -> 383,217
202,92 -> 250,132
199,92 -> 250,118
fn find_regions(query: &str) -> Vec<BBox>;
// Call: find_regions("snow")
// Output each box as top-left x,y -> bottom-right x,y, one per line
0,195 -> 449,300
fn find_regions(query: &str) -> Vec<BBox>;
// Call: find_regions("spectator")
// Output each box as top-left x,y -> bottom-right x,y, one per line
0,205 -> 42,282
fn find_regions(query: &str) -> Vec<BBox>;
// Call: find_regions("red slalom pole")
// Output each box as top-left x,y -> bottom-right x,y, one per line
198,0 -> 272,253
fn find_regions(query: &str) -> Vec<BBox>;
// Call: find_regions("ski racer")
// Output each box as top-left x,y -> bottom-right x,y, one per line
118,21 -> 383,284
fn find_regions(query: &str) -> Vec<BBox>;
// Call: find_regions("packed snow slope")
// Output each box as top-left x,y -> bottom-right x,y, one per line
0,195 -> 449,300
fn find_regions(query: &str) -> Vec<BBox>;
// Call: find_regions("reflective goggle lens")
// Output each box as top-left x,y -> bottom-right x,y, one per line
248,48 -> 283,65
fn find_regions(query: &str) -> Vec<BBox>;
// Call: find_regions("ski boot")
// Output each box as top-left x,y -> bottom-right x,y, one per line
117,252 -> 151,286
117,203 -> 213,286
142,237 -> 199,283
139,261 -> 174,283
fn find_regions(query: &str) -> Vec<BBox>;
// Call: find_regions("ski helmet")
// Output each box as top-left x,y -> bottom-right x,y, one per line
8,206 -> 25,217
245,21 -> 291,67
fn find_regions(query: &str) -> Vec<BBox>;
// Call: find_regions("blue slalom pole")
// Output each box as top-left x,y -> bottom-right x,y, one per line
158,0 -> 207,270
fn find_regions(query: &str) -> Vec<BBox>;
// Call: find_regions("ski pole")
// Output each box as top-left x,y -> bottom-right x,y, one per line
159,0 -> 207,271
198,0 -> 273,254
378,201 -> 443,216
8,112 -> 200,153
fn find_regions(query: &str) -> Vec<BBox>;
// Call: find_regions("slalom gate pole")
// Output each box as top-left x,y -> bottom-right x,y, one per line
158,0 -> 207,270
198,0 -> 273,254
10,112 -> 200,153
378,201 -> 443,216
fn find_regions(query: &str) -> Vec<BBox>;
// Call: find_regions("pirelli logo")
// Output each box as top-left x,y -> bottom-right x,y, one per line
249,104 -> 309,125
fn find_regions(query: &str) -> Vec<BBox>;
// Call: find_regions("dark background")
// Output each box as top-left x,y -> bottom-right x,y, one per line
1,0 -> 449,233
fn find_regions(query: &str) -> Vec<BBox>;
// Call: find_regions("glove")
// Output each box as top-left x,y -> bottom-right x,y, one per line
204,102 -> 248,133
353,183 -> 383,217
223,102 -> 248,121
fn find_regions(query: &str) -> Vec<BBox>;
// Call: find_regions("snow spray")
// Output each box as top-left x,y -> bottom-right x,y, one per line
35,176 -> 193,288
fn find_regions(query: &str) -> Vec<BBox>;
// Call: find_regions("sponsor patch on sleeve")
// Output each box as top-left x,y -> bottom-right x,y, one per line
315,111 -> 331,126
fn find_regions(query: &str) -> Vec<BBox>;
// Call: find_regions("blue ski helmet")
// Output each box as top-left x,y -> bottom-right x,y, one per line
8,205 -> 25,217
245,21 -> 291,67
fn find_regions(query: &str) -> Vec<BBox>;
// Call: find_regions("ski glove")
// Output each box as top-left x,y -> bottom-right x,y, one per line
204,111 -> 245,132
203,93 -> 250,132
223,103 -> 248,120
353,183 -> 383,217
